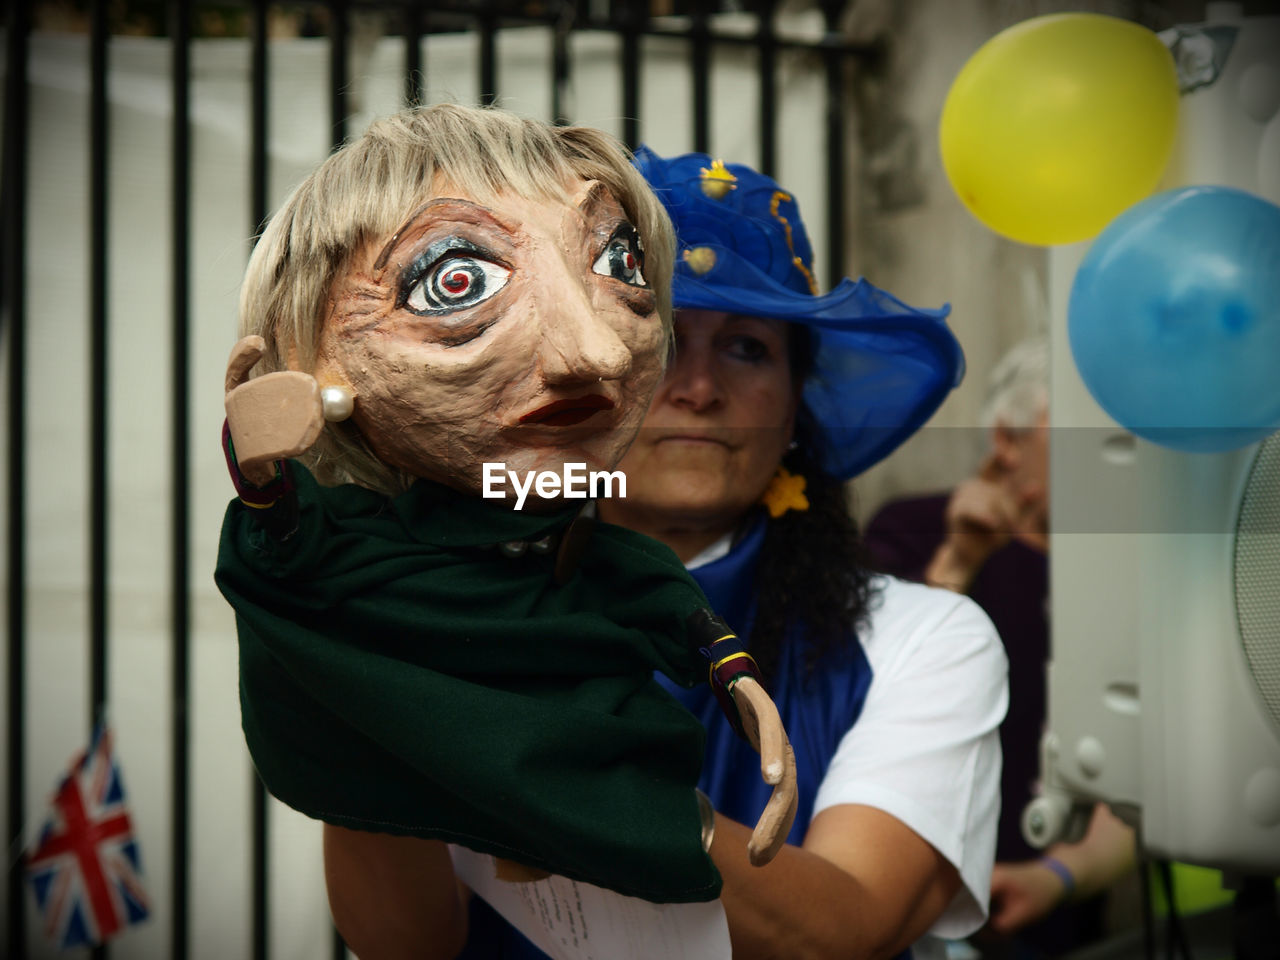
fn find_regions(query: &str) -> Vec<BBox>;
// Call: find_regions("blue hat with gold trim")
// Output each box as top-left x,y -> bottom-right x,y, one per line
633,145 -> 965,480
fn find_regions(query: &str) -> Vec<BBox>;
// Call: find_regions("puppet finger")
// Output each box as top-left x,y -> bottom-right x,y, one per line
747,743 -> 798,866
225,335 -> 267,395
225,335 -> 267,394
732,676 -> 786,784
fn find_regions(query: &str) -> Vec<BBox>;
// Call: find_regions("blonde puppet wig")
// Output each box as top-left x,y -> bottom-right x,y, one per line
237,103 -> 677,494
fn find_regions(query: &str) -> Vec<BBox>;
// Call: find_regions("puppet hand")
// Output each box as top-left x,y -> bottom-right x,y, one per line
730,676 -> 798,866
224,335 -> 324,487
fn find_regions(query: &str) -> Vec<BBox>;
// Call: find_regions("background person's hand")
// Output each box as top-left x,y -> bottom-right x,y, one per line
926,452 -> 1040,592
944,453 -> 1017,563
224,335 -> 324,486
987,858 -> 1069,935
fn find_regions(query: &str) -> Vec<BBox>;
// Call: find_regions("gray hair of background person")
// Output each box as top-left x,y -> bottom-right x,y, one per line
980,335 -> 1049,432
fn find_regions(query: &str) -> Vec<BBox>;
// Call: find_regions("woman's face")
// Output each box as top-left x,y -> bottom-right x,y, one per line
314,178 -> 666,507
601,309 -> 798,550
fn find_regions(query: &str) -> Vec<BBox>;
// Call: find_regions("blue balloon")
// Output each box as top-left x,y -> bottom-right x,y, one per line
1069,185 -> 1280,452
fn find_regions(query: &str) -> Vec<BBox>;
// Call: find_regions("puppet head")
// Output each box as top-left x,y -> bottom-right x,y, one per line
239,104 -> 676,501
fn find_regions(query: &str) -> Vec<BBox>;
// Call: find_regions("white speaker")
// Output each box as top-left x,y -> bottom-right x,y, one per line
1031,6 -> 1280,873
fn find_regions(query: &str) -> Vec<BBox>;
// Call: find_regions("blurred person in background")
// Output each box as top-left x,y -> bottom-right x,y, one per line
864,336 -> 1136,959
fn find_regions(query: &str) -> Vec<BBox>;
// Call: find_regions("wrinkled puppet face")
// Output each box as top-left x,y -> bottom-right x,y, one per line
315,178 -> 666,505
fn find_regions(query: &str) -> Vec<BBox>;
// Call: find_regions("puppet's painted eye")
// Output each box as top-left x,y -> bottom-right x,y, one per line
405,256 -> 511,314
592,232 -> 646,287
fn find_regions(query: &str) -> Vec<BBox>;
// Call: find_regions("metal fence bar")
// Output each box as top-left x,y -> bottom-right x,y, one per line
820,1 -> 846,292
619,0 -> 643,148
4,1 -> 32,956
251,2 -> 269,237
89,0 -> 110,727
88,4 -> 112,959
756,0 -> 778,177
551,1 -> 573,125
405,1 -> 425,107
330,0 -> 350,144
690,0 -> 711,153
169,2 -> 193,957
478,2 -> 499,107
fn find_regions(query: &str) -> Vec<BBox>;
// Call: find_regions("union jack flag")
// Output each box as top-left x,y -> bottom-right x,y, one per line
26,726 -> 150,949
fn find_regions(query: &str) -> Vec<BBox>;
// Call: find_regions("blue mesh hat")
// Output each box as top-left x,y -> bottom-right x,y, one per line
633,145 -> 965,480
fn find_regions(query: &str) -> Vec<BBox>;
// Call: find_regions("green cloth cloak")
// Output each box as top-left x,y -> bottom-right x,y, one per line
214,463 -> 722,903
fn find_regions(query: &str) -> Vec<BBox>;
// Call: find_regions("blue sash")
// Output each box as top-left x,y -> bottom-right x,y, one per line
657,515 -> 874,844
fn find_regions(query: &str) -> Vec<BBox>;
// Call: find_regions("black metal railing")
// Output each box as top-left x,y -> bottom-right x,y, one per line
4,3 -> 32,959
1,2 -> 876,957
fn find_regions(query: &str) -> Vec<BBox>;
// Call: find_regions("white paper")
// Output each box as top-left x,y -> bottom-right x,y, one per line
450,845 -> 732,960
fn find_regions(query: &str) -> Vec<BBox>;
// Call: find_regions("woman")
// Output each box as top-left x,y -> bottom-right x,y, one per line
593,149 -> 1010,960
213,105 -> 796,959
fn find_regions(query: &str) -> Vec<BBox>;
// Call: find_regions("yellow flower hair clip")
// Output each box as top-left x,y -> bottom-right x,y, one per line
760,466 -> 809,518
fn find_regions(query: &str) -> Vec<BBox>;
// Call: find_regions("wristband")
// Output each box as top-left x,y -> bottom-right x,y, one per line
222,420 -> 291,508
685,609 -> 762,741
1039,855 -> 1076,901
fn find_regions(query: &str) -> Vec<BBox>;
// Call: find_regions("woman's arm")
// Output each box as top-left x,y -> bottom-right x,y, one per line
323,824 -> 469,960
710,585 -> 1008,959
711,805 -> 960,960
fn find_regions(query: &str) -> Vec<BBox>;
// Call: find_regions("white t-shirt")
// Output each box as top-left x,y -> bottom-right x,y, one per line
688,540 -> 1008,959
814,575 -> 1007,958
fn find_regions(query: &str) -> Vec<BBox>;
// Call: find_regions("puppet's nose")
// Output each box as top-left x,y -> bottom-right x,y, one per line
536,288 -> 632,384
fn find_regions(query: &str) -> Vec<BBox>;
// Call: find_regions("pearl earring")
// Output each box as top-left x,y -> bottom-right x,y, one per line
321,385 -> 354,423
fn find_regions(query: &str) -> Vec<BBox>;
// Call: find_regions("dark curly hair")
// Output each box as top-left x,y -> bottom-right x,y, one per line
747,326 -> 881,686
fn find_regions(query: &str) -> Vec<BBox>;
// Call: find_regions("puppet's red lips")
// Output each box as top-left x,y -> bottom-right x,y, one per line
518,394 -> 615,427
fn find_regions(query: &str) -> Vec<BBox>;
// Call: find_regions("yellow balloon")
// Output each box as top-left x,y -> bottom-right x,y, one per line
940,13 -> 1179,246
